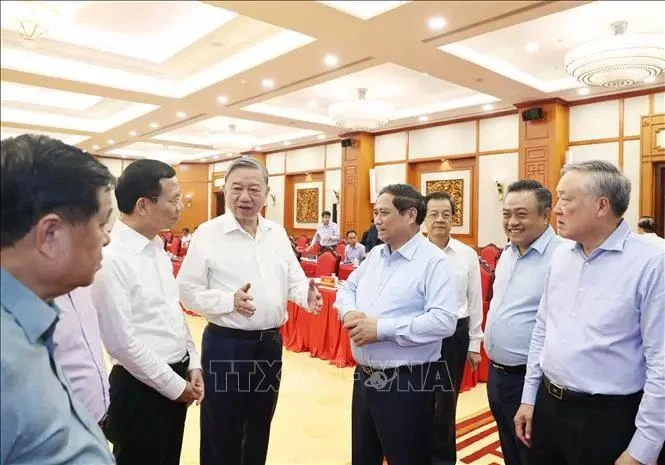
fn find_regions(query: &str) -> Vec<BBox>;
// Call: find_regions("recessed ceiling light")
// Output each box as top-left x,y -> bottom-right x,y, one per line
644,76 -> 656,83
217,95 -> 229,104
129,130 -> 137,137
262,79 -> 275,88
92,144 -> 100,150
525,42 -> 539,53
176,111 -> 186,119
577,87 -> 590,96
482,104 -> 494,111
254,146 -> 263,151
241,80 -> 247,84
308,100 -> 318,108
428,17 -> 447,31
419,116 -> 429,122
149,122 -> 159,128
283,141 -> 291,146
324,54 -> 338,66
317,134 -> 326,140
422,72 -> 429,76
107,139 -> 115,144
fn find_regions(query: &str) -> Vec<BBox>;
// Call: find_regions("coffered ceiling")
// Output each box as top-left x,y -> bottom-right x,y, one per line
1,0 -> 663,163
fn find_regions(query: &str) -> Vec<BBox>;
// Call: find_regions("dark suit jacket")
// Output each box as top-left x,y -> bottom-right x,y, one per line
361,223 -> 383,253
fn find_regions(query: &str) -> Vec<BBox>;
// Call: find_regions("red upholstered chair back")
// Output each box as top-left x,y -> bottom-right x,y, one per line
306,242 -> 320,257
315,250 -> 341,277
178,243 -> 189,257
296,235 -> 309,248
478,243 -> 502,270
335,243 -> 346,257
167,238 -> 180,255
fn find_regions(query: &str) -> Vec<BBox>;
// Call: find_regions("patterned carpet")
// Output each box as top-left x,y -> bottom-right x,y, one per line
455,409 -> 504,465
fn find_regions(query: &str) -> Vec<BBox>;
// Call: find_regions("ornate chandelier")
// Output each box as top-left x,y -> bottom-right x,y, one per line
328,88 -> 394,130
4,1 -> 74,44
564,21 -> 665,88
208,124 -> 257,150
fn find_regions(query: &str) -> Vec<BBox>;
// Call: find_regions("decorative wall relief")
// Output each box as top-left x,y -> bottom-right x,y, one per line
293,181 -> 323,229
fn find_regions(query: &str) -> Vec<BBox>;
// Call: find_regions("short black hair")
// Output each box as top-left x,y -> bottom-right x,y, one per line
424,191 -> 457,216
506,179 -> 552,213
346,229 -> 357,236
1,134 -> 115,248
378,184 -> 426,225
182,227 -> 190,234
115,159 -> 176,214
638,216 -> 657,233
322,211 -> 332,217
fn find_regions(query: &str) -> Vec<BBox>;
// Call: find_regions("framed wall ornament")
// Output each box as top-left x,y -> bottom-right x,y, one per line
420,170 -> 472,235
294,181 -> 323,228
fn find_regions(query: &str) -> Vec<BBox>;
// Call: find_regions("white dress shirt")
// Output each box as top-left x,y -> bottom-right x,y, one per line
52,286 -> 109,422
91,221 -> 201,401
440,237 -> 484,352
177,214 -> 311,330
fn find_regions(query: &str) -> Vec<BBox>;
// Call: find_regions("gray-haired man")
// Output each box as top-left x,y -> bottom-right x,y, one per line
177,157 -> 323,465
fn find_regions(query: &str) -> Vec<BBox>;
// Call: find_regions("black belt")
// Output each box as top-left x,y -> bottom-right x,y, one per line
542,376 -> 642,402
490,360 -> 526,375
358,363 -> 425,378
457,316 -> 469,328
169,353 -> 190,377
207,323 -> 279,342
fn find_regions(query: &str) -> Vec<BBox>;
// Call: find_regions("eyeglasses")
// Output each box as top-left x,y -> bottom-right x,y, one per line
149,194 -> 183,207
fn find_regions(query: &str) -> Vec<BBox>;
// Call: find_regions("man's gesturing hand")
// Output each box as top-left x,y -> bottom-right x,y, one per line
234,283 -> 255,317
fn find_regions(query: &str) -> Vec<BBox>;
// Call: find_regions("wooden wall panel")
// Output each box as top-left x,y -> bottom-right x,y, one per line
174,163 -> 209,231
340,133 -> 375,236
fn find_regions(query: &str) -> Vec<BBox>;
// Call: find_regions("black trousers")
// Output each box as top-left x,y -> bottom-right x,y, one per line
531,379 -> 643,465
432,317 -> 470,465
200,324 -> 283,465
487,363 -> 531,465
104,357 -> 189,465
352,363 -> 436,465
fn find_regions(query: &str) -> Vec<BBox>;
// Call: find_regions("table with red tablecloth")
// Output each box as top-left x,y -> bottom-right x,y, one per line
337,263 -> 356,280
300,257 -> 317,277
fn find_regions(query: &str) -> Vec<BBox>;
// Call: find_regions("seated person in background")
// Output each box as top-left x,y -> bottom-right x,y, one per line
637,216 -> 665,248
311,210 -> 339,251
361,221 -> 383,253
344,229 -> 366,264
180,227 -> 192,248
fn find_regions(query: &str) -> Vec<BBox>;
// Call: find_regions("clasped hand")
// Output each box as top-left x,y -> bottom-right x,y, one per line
343,311 -> 378,346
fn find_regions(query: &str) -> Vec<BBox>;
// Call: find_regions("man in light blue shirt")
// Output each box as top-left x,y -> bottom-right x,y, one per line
484,179 -> 563,465
343,229 -> 366,264
0,134 -> 116,465
515,160 -> 665,465
335,184 -> 458,465
311,210 -> 339,248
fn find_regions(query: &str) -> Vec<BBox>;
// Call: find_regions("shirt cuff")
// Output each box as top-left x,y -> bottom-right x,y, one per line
377,318 -> 397,341
163,373 -> 187,401
187,355 -> 202,372
468,339 -> 481,353
627,430 -> 661,465
520,381 -> 539,405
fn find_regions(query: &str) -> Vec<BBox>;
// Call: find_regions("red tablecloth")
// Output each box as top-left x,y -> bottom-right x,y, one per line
280,287 -> 355,368
300,258 -> 317,277
338,263 -> 357,280
172,260 -> 182,276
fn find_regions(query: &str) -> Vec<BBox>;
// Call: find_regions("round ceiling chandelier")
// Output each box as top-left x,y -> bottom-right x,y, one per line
564,21 -> 665,88
4,1 -> 75,44
328,88 -> 394,131
208,124 -> 257,150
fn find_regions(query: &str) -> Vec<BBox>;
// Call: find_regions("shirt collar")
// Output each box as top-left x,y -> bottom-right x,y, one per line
114,220 -> 155,253
380,231 -> 424,261
0,267 -> 58,344
506,225 -> 555,256
443,236 -> 461,253
571,219 -> 630,253
221,213 -> 273,235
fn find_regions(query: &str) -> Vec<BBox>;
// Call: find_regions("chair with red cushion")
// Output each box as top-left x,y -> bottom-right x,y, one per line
315,250 -> 341,277
305,242 -> 320,257
167,237 -> 180,255
478,243 -> 502,270
296,235 -> 309,249
334,243 -> 346,257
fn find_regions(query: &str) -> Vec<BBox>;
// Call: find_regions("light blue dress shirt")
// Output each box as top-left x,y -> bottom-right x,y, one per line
344,243 -> 366,264
312,222 -> 340,247
334,232 -> 458,369
522,220 -> 665,465
1,268 -> 114,465
484,226 -> 563,366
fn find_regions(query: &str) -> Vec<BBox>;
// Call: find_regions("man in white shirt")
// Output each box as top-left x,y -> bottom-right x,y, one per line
91,159 -> 203,465
53,286 -> 110,427
344,229 -> 366,264
312,210 -> 339,249
424,192 -> 483,465
180,227 -> 192,248
177,157 -> 323,465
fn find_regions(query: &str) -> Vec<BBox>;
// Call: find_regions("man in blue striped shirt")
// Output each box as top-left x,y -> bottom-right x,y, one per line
335,184 -> 458,465
515,160 -> 665,465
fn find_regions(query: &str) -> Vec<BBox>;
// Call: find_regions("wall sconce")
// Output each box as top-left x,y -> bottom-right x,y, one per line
183,192 -> 193,208
495,181 -> 505,201
270,193 -> 276,206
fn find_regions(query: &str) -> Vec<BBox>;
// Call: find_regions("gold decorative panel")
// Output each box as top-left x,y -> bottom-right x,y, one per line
296,187 -> 319,224
425,179 -> 464,226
